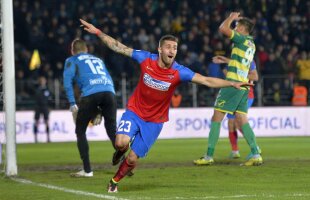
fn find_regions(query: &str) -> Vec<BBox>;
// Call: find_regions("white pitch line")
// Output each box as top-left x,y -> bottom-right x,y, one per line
11,177 -> 129,200
10,177 -> 310,200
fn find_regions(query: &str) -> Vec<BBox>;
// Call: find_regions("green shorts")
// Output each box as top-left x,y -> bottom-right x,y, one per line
214,87 -> 249,115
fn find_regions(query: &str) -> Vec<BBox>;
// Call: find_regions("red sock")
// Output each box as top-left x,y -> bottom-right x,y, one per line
229,131 -> 238,151
113,158 -> 136,182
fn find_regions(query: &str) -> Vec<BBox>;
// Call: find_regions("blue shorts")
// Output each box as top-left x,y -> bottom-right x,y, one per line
116,110 -> 163,158
226,98 -> 254,119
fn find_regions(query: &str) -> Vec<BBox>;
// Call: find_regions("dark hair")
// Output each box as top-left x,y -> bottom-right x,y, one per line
238,17 -> 255,34
71,39 -> 87,54
159,35 -> 179,47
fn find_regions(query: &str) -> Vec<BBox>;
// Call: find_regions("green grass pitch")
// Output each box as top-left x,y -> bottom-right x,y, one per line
1,137 -> 310,200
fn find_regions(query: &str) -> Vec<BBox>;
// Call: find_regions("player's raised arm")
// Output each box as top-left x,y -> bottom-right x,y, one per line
80,19 -> 133,57
191,73 -> 252,89
219,12 -> 241,38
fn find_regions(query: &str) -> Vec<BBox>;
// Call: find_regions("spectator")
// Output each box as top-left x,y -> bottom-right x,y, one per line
292,81 -> 308,106
296,51 -> 310,89
263,52 -> 284,75
171,90 -> 182,108
11,0 -> 309,109
16,69 -> 30,103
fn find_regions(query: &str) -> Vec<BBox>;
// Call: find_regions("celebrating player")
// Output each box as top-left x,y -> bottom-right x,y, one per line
194,12 -> 263,166
80,18 -> 252,193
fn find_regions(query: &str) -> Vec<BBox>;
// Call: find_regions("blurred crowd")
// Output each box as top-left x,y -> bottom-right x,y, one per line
12,0 -> 310,108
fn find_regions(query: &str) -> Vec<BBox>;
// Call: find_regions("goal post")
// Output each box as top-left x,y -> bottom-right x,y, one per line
1,0 -> 17,176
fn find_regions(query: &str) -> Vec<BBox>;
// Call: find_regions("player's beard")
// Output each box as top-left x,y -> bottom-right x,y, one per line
162,55 -> 174,68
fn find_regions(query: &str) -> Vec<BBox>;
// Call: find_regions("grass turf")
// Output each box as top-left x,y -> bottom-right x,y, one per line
1,137 -> 310,200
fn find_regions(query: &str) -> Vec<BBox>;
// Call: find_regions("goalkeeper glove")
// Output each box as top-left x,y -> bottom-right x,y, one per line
91,113 -> 102,126
70,104 -> 78,124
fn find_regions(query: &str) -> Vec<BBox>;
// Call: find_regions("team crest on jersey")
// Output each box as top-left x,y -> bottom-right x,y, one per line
143,73 -> 171,91
215,100 -> 226,107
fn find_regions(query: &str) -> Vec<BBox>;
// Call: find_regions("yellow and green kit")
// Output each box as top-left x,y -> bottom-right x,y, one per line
214,30 -> 255,114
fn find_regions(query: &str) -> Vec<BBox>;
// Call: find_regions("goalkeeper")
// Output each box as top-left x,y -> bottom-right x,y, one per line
63,39 -> 117,177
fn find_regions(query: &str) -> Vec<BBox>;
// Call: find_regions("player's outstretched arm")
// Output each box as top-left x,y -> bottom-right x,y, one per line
80,19 -> 133,57
191,73 -> 253,89
212,55 -> 230,64
219,12 -> 241,38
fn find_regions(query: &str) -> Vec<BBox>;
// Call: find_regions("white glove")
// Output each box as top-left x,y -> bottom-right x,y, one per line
91,113 -> 102,126
70,104 -> 79,124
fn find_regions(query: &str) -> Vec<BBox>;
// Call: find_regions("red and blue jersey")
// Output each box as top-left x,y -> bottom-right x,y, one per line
128,50 -> 195,123
248,61 -> 256,99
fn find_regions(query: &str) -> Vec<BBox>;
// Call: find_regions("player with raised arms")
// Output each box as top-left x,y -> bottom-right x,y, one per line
80,18 -> 252,193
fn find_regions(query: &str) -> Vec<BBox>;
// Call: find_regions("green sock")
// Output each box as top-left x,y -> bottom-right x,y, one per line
207,122 -> 221,157
241,123 -> 259,155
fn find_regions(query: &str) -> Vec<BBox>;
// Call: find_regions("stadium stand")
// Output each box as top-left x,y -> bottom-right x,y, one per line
12,0 -> 310,109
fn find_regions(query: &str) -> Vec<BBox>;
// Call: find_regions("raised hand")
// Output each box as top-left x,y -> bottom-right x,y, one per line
79,18 -> 133,57
80,19 -> 101,35
229,12 -> 241,21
